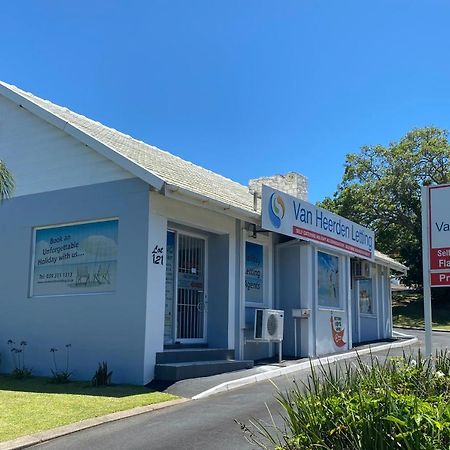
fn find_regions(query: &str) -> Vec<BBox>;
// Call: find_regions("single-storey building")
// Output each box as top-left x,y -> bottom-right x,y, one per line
0,81 -> 406,385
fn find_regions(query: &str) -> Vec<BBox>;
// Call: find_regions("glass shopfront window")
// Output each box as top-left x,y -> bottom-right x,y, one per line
359,278 -> 374,315
245,242 -> 264,304
318,251 -> 341,308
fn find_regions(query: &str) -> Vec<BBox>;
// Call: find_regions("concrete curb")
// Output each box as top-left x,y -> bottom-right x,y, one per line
0,398 -> 189,450
395,325 -> 450,333
192,337 -> 418,400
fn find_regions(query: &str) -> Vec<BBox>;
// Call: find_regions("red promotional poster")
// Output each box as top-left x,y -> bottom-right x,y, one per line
330,313 -> 346,348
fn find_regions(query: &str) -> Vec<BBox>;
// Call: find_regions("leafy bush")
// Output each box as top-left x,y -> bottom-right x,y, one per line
91,361 -> 112,387
239,351 -> 450,449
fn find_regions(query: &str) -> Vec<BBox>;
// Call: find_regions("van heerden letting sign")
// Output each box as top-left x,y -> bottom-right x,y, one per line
262,186 -> 375,261
428,184 -> 450,286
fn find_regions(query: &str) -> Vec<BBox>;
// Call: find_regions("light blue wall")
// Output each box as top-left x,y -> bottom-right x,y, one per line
359,316 -> 378,342
276,244 -> 302,357
0,178 -> 151,384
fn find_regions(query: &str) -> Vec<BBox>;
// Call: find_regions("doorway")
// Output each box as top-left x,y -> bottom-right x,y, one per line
165,230 -> 208,344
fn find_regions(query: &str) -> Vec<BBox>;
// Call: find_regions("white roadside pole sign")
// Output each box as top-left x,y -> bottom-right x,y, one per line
421,183 -> 450,356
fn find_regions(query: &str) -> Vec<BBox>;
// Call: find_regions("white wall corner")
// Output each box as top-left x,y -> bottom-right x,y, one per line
143,205 -> 168,383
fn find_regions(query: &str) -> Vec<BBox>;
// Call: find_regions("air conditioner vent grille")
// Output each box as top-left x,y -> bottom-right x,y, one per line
254,309 -> 284,341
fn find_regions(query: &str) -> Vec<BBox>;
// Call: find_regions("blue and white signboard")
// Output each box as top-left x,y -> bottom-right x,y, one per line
32,219 -> 119,296
262,186 -> 375,260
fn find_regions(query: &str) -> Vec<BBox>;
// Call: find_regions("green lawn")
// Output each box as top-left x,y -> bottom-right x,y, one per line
0,375 -> 179,442
392,290 -> 450,330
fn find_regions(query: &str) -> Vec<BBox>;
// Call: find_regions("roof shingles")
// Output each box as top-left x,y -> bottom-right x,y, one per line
1,81 -> 257,214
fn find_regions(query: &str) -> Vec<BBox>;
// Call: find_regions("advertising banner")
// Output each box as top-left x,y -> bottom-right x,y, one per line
262,186 -> 375,260
316,310 -> 348,354
32,219 -> 118,296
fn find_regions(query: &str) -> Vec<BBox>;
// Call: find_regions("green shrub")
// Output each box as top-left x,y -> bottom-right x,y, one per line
91,361 -> 112,387
239,351 -> 450,449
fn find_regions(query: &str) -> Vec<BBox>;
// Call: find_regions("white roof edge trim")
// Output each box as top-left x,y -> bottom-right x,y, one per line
0,83 -> 165,191
374,254 -> 408,274
165,183 -> 260,222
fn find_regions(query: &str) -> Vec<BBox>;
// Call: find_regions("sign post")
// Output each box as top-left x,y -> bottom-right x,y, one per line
422,183 -> 450,357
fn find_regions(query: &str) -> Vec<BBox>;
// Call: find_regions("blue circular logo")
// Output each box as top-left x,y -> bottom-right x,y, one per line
268,193 -> 285,228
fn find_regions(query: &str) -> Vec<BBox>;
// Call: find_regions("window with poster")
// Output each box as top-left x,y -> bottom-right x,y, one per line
317,250 -> 342,308
31,218 -> 119,297
245,241 -> 265,305
359,278 -> 375,315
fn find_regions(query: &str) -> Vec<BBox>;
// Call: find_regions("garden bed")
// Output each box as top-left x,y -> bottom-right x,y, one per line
242,351 -> 450,449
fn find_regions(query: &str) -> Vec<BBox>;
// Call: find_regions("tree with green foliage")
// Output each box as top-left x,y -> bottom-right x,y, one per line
0,159 -> 14,200
320,127 -> 450,288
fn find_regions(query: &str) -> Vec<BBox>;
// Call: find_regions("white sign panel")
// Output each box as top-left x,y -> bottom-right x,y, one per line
262,186 -> 375,260
428,184 -> 450,286
32,219 -> 118,296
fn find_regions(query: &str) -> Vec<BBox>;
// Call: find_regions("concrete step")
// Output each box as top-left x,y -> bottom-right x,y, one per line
156,348 -> 235,364
155,359 -> 254,381
164,343 -> 208,350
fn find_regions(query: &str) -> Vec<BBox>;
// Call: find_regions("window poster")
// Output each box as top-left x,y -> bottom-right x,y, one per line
318,251 -> 340,308
32,219 -> 118,296
245,242 -> 264,303
359,278 -> 373,314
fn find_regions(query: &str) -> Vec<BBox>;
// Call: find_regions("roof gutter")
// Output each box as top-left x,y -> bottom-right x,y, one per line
0,82 -> 165,191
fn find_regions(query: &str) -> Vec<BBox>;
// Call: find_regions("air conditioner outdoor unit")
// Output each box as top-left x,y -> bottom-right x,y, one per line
352,260 -> 371,278
254,309 -> 284,341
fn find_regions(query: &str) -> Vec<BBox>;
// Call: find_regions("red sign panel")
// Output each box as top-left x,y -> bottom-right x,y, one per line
292,226 -> 372,258
430,247 -> 450,270
431,272 -> 450,287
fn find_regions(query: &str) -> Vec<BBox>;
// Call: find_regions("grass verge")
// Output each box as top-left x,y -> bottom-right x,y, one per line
0,375 -> 179,442
392,290 -> 450,330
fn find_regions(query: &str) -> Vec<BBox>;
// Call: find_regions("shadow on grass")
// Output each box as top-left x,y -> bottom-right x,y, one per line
0,374 -> 159,398
393,290 -> 450,329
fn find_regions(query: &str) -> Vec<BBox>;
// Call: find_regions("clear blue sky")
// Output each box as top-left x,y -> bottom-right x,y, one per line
2,1 -> 450,202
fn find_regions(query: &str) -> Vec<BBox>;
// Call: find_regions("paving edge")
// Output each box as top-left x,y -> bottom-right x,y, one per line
192,337 -> 419,400
394,325 -> 450,333
0,398 -> 189,450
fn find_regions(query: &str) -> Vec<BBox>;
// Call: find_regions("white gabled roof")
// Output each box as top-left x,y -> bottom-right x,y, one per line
0,81 -> 258,219
0,81 -> 407,272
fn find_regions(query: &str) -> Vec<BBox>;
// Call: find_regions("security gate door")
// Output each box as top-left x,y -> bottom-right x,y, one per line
176,233 -> 207,342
